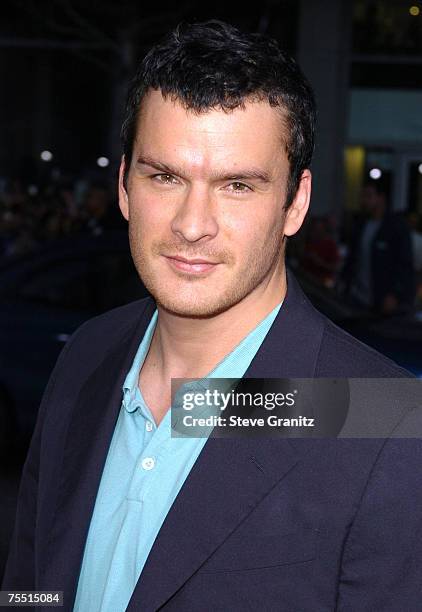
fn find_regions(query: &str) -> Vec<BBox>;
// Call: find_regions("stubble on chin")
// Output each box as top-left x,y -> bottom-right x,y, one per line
128,223 -> 285,318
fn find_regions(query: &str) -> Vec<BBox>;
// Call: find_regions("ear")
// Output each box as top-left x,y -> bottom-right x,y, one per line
118,155 -> 129,221
283,169 -> 312,237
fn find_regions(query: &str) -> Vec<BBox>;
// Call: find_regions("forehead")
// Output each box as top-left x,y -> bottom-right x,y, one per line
134,89 -> 288,170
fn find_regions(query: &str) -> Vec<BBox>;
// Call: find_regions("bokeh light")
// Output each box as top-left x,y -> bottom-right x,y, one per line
369,168 -> 382,180
40,150 -> 53,162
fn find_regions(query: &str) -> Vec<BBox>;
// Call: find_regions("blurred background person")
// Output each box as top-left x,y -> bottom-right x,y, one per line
407,212 -> 422,306
80,182 -> 125,236
342,180 -> 415,315
300,215 -> 341,288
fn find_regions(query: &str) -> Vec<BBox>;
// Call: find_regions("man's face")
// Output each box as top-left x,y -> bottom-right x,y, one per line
119,90 -> 310,317
361,185 -> 385,217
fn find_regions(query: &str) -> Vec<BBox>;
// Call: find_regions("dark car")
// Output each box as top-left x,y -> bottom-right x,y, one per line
0,231 -> 149,447
295,273 -> 422,378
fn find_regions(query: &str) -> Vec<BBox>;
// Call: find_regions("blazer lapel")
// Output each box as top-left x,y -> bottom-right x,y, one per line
127,437 -> 299,612
41,299 -> 156,609
127,269 -> 324,611
243,269 -> 325,379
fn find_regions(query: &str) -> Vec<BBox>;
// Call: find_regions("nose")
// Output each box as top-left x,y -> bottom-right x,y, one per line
171,184 -> 218,243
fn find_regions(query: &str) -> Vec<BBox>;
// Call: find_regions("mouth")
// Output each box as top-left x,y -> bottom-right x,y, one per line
164,255 -> 219,274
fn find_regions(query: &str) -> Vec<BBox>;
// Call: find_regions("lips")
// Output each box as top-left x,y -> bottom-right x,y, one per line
164,255 -> 219,274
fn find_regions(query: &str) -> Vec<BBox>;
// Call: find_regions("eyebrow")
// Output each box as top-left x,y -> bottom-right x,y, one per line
136,155 -> 273,184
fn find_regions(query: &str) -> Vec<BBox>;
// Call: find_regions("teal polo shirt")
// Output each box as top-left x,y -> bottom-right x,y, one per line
74,300 -> 282,612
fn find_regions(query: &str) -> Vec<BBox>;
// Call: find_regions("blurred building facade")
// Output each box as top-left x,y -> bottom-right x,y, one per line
349,0 -> 422,217
1,0 -> 421,219
299,0 -> 422,219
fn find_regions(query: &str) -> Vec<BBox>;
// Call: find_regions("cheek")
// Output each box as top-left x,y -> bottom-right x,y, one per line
129,194 -> 170,236
224,205 -> 284,247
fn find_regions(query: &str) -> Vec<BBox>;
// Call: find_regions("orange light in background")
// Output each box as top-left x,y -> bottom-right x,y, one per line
409,5 -> 420,16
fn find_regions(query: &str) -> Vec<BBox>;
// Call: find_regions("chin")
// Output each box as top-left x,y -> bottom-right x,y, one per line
138,260 -> 269,319
147,279 -> 249,318
154,293 -> 233,319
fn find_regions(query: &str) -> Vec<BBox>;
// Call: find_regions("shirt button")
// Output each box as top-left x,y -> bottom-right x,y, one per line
145,421 -> 153,432
141,457 -> 155,471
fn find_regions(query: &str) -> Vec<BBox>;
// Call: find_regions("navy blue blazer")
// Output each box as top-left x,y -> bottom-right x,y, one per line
3,270 -> 422,611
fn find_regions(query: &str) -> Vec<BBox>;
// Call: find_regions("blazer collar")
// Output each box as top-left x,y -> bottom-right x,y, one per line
44,269 -> 324,611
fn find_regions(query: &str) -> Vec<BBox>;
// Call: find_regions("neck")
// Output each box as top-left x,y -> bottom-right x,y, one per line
147,267 -> 287,380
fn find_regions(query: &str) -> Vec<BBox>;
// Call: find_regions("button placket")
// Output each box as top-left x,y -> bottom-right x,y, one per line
128,412 -> 172,502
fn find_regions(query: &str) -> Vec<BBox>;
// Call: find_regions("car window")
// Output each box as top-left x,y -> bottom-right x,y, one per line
18,252 -> 149,313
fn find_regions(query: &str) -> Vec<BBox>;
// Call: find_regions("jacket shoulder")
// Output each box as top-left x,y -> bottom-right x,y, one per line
316,315 -> 413,378
71,297 -> 154,347
54,297 -> 155,379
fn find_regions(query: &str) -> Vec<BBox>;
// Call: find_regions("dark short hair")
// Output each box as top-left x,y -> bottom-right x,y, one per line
121,20 -> 316,208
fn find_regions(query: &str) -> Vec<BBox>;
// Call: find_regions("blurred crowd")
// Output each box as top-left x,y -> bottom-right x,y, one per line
290,182 -> 422,315
0,178 -> 125,261
1,176 -> 422,316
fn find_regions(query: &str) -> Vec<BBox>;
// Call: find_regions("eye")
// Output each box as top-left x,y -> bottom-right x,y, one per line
226,182 -> 253,193
152,173 -> 179,185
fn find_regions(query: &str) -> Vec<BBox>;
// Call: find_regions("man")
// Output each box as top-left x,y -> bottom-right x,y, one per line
3,20 -> 422,611
343,180 -> 415,315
